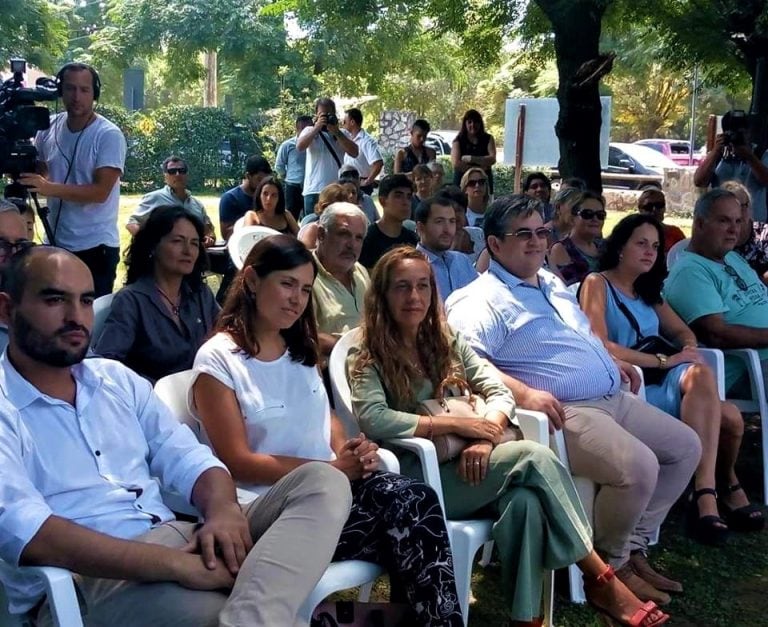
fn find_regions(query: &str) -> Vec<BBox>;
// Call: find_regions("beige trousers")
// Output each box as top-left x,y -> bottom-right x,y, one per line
562,391 -> 701,567
35,462 -> 352,627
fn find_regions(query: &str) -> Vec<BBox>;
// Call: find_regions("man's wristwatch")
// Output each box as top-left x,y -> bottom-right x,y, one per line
656,353 -> 668,369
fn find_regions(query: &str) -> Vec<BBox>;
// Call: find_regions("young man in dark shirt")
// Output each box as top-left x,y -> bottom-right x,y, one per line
359,174 -> 419,269
218,155 -> 272,242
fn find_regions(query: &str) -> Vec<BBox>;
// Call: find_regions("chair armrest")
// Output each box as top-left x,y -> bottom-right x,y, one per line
516,409 -> 549,446
377,448 -> 400,474
722,348 -> 767,402
698,348 -> 726,400
0,560 -> 84,627
384,437 -> 446,513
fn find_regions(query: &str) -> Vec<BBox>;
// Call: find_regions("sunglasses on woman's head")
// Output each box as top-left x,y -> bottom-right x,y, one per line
466,178 -> 487,188
571,207 -> 607,221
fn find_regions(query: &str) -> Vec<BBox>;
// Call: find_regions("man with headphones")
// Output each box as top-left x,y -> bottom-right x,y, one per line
19,62 -> 127,297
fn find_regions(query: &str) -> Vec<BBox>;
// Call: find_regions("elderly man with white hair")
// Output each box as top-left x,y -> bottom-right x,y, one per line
312,202 -> 370,357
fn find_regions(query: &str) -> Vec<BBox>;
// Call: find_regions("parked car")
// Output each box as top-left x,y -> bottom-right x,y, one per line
634,138 -> 701,166
603,142 -> 678,190
397,131 -> 453,157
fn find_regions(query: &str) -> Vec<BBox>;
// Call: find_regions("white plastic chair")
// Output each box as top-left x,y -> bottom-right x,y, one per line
154,369 -> 398,624
226,225 -> 280,270
666,237 -> 690,268
0,561 -> 83,627
721,348 -> 768,503
90,293 -> 115,345
329,329 -> 554,626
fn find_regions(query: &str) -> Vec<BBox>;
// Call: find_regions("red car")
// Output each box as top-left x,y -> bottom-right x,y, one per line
633,139 -> 701,166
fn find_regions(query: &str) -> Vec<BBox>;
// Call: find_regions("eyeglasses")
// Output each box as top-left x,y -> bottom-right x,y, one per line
166,167 -> 188,175
723,263 -> 749,291
504,227 -> 552,241
0,238 -> 35,258
572,207 -> 607,221
466,178 -> 487,188
639,201 -> 665,212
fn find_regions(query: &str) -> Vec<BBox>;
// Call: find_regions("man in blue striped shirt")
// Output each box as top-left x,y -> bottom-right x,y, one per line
415,196 -> 478,302
446,195 -> 701,603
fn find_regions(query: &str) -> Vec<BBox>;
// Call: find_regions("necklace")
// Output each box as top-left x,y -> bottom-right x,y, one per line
156,285 -> 181,316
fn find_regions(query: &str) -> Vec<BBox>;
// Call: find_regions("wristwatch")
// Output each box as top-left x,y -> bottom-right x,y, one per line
656,353 -> 668,369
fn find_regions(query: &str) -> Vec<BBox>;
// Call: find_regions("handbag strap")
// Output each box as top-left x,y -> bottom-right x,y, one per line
318,131 -> 343,169
600,274 -> 645,342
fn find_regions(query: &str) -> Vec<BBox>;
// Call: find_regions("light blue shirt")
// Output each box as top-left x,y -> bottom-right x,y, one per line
128,185 -> 211,228
417,244 -> 478,302
445,260 -> 621,402
0,354 -> 226,613
275,136 -> 306,185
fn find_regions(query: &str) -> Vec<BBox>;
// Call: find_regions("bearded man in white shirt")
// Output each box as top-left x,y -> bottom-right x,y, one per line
0,246 -> 352,626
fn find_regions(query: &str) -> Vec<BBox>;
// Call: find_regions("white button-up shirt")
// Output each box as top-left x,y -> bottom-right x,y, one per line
0,353 -> 226,614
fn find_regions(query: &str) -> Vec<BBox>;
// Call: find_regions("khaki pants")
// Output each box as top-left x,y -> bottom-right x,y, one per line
35,463 -> 352,627
562,391 -> 701,567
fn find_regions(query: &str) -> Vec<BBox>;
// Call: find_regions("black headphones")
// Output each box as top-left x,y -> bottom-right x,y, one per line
55,62 -> 101,101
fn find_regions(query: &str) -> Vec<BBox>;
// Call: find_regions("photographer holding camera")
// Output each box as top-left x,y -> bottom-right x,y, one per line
296,97 -> 358,218
19,62 -> 126,297
694,110 -> 768,222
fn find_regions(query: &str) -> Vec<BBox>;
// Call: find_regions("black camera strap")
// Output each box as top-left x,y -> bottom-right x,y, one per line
318,131 -> 343,169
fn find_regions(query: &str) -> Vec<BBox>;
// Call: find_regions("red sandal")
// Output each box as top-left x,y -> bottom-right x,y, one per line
584,565 -> 670,626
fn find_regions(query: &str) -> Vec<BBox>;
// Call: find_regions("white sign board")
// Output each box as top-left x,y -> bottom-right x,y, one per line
503,97 -> 612,168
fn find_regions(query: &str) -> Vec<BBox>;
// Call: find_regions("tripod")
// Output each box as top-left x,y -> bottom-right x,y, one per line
3,178 -> 56,246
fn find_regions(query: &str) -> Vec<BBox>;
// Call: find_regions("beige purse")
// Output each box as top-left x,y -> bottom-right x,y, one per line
419,376 -> 521,462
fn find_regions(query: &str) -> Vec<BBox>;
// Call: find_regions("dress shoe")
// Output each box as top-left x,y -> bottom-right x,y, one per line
630,551 -> 683,593
616,562 -> 671,606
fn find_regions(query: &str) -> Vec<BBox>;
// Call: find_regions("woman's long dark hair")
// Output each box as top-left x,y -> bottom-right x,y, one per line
253,176 -> 286,215
125,205 -> 207,289
600,213 -> 667,305
456,109 -> 489,143
216,234 -> 318,365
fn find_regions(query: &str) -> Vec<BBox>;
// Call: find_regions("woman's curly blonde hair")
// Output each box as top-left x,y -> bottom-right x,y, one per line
351,246 -> 455,404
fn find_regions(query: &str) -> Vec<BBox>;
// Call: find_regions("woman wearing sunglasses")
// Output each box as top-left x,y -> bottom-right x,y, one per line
460,167 -> 491,228
579,213 -> 763,544
548,190 -> 607,286
636,190 -> 685,253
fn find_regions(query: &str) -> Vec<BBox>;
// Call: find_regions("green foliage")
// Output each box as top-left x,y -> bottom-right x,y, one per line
0,0 -> 68,70
100,105 -> 265,193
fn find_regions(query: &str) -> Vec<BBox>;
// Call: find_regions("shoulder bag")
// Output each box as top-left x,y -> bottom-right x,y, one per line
419,375 -> 521,462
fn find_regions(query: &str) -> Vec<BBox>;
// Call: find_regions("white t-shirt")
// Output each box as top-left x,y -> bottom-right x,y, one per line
191,332 -> 334,495
299,126 -> 346,196
35,112 -> 127,250
343,129 -> 383,178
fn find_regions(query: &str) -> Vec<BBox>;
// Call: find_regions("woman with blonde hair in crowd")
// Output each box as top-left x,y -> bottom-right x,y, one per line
192,235 -> 464,627
349,246 -> 670,627
460,167 -> 491,229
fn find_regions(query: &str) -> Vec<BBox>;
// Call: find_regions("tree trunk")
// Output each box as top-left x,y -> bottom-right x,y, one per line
203,50 -> 218,108
536,1 -> 609,192
749,56 -> 768,155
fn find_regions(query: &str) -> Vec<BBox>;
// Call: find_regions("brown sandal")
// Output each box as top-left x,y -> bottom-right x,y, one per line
585,565 -> 670,626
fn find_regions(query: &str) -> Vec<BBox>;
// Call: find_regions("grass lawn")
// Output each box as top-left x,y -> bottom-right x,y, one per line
112,194 -> 765,625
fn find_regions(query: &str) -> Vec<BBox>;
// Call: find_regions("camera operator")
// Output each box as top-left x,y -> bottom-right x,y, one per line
18,62 -> 127,297
694,110 -> 768,221
296,97 -> 358,218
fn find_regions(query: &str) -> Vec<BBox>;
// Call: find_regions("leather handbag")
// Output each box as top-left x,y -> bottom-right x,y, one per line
419,375 -> 521,462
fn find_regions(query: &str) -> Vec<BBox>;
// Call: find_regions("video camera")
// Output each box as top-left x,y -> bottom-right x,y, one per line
722,109 -> 750,150
0,58 -> 58,243
0,58 -> 57,177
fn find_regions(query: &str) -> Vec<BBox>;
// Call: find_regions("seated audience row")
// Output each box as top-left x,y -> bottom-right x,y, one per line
580,214 -> 762,543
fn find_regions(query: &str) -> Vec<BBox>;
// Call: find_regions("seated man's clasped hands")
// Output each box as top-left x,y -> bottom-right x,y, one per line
349,246 -> 670,627
191,235 -> 464,626
0,246 -> 353,626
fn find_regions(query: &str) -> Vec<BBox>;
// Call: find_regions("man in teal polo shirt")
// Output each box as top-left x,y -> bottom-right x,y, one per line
665,188 -> 768,392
